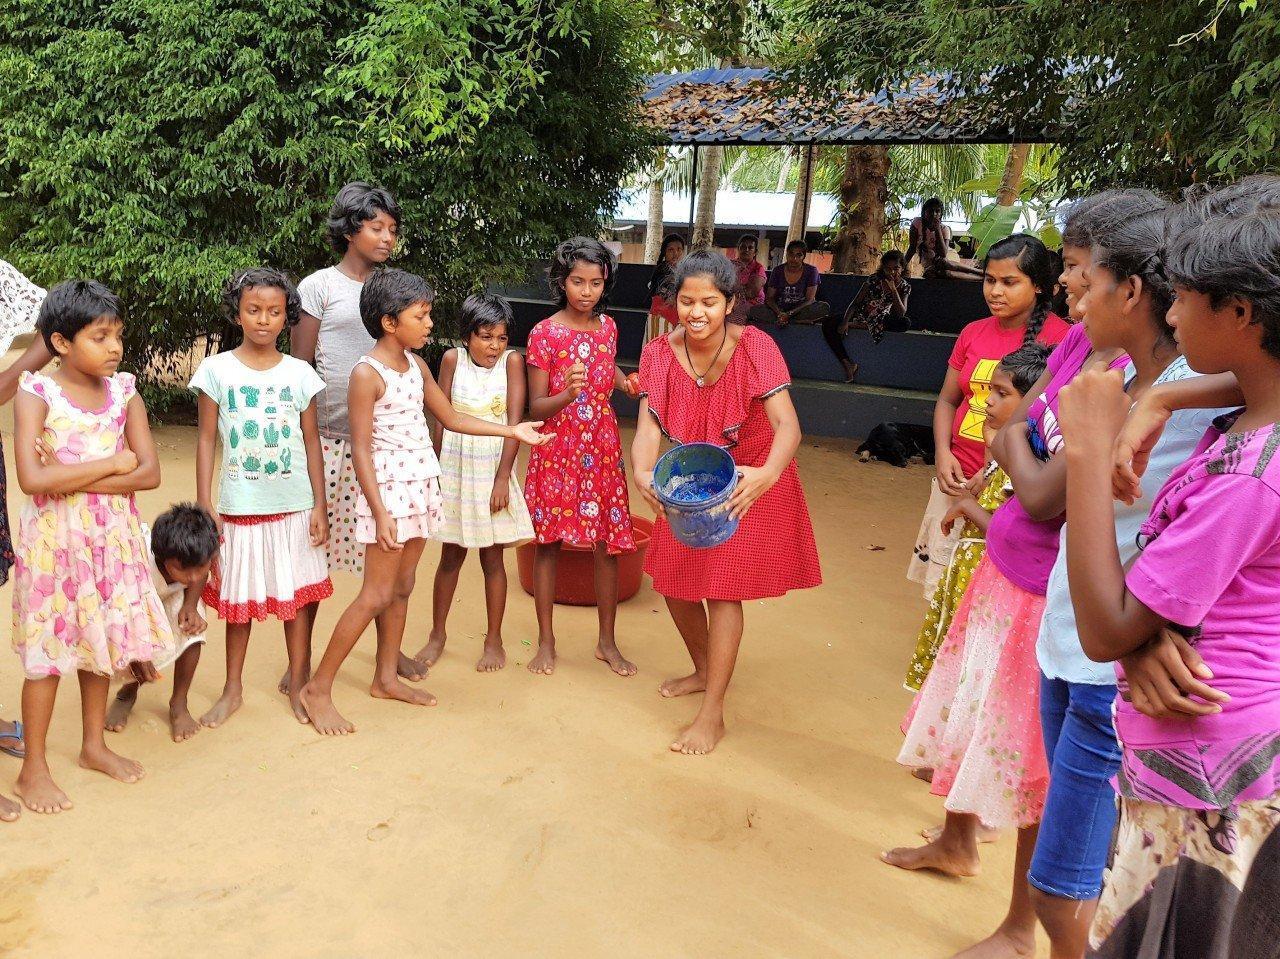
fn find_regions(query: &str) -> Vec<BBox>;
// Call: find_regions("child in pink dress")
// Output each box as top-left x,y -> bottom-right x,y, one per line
301,269 -> 548,734
11,281 -> 173,816
524,237 -> 639,677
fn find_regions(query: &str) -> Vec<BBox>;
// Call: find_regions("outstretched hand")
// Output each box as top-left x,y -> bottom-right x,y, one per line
513,422 -> 553,446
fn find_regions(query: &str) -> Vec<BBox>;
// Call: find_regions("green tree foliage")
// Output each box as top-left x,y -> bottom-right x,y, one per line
784,0 -> 1279,193
0,0 -> 651,381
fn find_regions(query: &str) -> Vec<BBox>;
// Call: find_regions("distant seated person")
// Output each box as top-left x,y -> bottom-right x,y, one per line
825,250 -> 911,383
748,240 -> 830,326
646,232 -> 685,340
906,197 -> 983,280
726,234 -> 767,324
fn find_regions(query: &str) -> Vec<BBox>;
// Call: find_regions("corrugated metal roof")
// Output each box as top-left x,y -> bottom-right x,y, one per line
643,68 -> 1057,146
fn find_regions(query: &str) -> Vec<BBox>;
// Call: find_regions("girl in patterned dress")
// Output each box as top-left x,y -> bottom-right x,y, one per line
11,281 -> 173,815
301,270 -> 548,735
902,343 -> 1049,693
524,237 -> 640,678
417,294 -> 533,673
633,251 -> 822,756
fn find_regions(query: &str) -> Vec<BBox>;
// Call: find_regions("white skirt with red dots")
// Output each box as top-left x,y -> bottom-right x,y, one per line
203,510 -> 334,623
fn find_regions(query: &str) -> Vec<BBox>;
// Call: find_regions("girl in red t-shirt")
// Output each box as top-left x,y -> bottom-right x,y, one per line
906,235 -> 1069,599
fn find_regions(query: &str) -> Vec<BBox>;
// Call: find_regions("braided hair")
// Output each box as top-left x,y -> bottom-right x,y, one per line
984,233 -> 1057,346
1085,190 -> 1176,347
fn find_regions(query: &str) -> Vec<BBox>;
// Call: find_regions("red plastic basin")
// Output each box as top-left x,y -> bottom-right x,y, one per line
516,515 -> 653,606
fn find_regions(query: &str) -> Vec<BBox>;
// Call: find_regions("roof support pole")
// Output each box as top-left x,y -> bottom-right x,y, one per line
786,143 -> 814,247
688,145 -> 699,237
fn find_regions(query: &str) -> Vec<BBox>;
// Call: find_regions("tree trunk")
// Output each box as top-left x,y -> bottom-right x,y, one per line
997,143 -> 1031,206
691,145 -> 723,249
786,145 -> 813,247
832,145 -> 890,274
776,148 -> 792,193
643,170 -> 665,263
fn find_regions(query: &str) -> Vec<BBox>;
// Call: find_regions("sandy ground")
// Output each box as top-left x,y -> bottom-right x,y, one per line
0,394 -> 1043,958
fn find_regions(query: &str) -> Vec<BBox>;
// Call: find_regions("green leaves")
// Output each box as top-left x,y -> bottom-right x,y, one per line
0,0 -> 651,383
782,0 -> 1280,196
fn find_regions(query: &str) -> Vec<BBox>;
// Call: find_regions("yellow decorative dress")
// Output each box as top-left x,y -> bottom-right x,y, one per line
903,464 -> 1010,691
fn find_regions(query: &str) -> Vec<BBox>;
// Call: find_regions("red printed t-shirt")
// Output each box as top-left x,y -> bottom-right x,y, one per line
946,313 -> 1070,477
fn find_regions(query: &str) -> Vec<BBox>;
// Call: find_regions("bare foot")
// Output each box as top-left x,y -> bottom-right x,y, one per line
595,642 -> 637,677
300,683 -> 355,736
14,767 -> 72,814
922,822 -> 1001,844
948,926 -> 1036,958
476,640 -> 506,672
105,688 -> 138,732
370,677 -> 437,707
398,652 -> 428,682
528,644 -> 557,676
169,704 -> 201,743
279,665 -> 311,695
0,793 -> 19,822
911,766 -> 934,783
670,715 -> 725,755
880,838 -> 980,877
659,672 -> 706,698
79,743 -> 145,784
199,689 -> 243,729
287,686 -> 310,724
414,632 -> 447,670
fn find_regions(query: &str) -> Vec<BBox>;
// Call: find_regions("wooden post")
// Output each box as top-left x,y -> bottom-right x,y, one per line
997,144 -> 1032,206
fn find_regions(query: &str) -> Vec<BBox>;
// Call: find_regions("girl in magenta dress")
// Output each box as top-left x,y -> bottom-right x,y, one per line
524,237 -> 639,678
634,251 -> 821,756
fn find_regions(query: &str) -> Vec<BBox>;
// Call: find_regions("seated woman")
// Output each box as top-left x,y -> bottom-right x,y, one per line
726,234 -> 766,325
646,233 -> 685,341
907,198 -> 983,281
825,250 -> 911,383
748,240 -> 830,327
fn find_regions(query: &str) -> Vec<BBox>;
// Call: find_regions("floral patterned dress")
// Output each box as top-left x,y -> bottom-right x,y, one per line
524,315 -> 635,554
12,372 -> 173,679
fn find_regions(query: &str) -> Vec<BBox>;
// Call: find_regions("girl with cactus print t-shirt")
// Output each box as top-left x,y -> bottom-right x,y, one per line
191,354 -> 325,514
187,267 -> 335,729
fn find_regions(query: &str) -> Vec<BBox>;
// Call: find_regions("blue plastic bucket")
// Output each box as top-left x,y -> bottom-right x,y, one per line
653,443 -> 740,549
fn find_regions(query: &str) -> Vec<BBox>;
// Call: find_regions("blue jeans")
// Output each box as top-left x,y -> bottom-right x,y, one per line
1029,673 -> 1123,900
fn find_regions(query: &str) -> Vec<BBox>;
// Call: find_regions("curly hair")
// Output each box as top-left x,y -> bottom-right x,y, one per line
221,267 -> 301,327
546,236 -> 617,311
325,181 -> 401,254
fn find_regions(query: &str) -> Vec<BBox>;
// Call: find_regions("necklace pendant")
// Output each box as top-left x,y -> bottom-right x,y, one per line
695,376 -> 705,388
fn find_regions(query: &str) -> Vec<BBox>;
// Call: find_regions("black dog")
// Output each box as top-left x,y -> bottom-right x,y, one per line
857,423 -> 936,468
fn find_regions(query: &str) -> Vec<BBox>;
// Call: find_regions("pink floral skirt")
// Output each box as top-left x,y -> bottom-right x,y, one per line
898,555 -> 1050,830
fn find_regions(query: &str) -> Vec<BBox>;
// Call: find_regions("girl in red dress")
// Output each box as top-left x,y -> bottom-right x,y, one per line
633,250 -> 822,755
525,237 -> 639,677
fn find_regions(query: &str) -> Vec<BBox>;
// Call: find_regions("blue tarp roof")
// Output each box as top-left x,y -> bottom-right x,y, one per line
642,68 -> 1056,146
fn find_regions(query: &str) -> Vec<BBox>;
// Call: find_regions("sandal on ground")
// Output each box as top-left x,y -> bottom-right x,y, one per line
0,721 -> 24,760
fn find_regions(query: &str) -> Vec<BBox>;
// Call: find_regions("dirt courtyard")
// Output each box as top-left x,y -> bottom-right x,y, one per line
0,406 -> 1040,957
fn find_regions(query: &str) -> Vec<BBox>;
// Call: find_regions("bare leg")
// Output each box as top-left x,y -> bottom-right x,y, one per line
659,597 -> 709,698
475,546 -> 507,672
882,810 -> 982,877
369,539 -> 436,708
418,542 -> 466,667
201,622 -> 249,728
14,676 -> 71,814
592,546 -> 636,676
1032,886 -> 1097,959
106,680 -> 140,732
78,671 -> 145,784
670,599 -> 741,754
302,545 -> 414,734
282,605 -> 316,724
923,821 -> 1001,844
948,825 -> 1038,958
169,644 -> 202,741
528,543 -> 558,675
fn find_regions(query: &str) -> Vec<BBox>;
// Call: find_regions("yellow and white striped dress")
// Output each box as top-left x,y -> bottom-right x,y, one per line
437,348 -> 535,548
